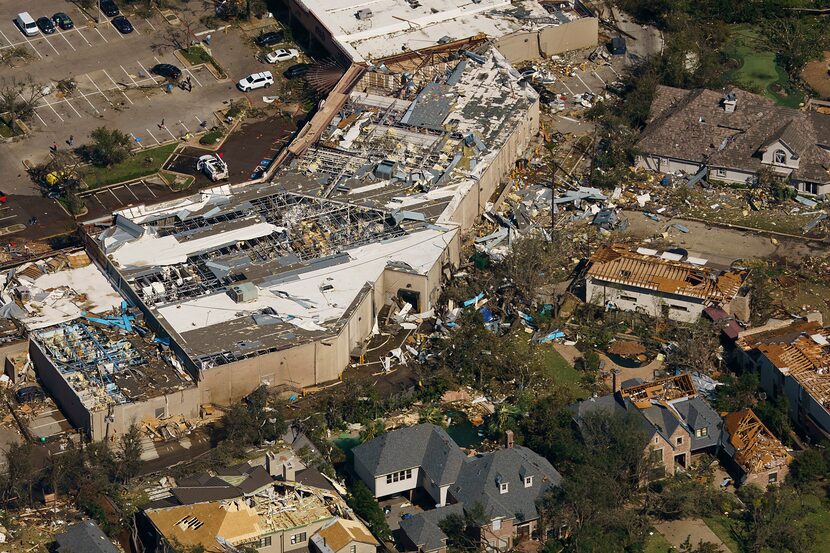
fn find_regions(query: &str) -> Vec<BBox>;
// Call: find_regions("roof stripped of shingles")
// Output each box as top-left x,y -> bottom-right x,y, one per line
587,245 -> 747,302
756,327 -> 830,409
723,409 -> 791,474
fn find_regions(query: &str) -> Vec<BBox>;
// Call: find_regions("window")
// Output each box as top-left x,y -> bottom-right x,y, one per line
259,536 -> 272,548
386,469 -> 412,484
619,295 -> 637,303
716,168 -> 727,177
155,407 -> 165,418
500,482 -> 509,494
804,182 -> 818,194
768,472 -> 778,484
524,476 -> 533,488
654,436 -> 659,444
492,519 -> 502,531
290,532 -> 307,544
695,427 -> 709,438
350,546 -> 356,553
670,304 -> 689,312
676,436 -> 683,445
773,149 -> 787,164
650,448 -> 663,463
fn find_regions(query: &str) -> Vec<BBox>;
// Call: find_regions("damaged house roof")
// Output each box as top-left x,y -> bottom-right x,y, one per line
723,409 -> 791,475
587,244 -> 748,303
638,85 -> 830,184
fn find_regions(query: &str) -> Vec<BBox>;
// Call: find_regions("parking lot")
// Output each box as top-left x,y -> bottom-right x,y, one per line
0,0 -> 269,196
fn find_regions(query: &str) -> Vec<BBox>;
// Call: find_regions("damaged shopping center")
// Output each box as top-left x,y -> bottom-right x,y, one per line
46,45 -> 541,437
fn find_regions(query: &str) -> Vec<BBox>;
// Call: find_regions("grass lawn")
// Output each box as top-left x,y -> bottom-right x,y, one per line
179,46 -> 226,77
539,346 -> 589,400
644,532 -> 674,553
82,143 -> 178,189
722,26 -> 803,108
703,515 -> 742,553
800,494 -> 830,552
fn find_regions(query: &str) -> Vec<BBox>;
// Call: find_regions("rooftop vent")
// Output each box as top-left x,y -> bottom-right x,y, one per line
355,8 -> 372,20
228,282 -> 258,303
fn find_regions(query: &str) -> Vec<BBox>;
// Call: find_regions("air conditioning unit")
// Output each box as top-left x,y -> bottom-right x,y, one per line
228,282 -> 258,303
356,8 -> 373,20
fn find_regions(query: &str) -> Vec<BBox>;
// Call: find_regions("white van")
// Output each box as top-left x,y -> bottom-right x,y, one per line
15,12 -> 39,36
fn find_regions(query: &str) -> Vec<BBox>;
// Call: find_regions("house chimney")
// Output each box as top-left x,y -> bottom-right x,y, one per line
282,461 -> 296,482
265,451 -> 279,477
505,430 -> 514,449
723,91 -> 737,113
612,368 -> 621,393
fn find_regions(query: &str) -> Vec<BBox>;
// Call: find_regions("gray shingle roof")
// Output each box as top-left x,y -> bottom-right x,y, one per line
638,85 -> 830,184
674,396 -> 721,450
352,424 -> 466,485
56,521 -> 120,553
399,503 -> 465,552
449,446 -> 562,522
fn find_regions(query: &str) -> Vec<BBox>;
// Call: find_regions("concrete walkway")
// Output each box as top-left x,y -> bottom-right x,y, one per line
653,518 -> 731,552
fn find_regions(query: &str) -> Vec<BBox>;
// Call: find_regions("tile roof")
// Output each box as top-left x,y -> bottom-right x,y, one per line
638,86 -> 830,184
352,423 -> 466,485
587,244 -> 747,303
145,500 -> 263,553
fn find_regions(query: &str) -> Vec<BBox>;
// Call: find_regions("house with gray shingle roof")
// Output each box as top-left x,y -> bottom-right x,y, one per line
571,373 -> 722,479
353,424 -> 562,553
636,85 -> 830,197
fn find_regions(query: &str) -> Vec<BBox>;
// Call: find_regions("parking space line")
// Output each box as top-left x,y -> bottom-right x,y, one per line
20,34 -> 44,60
93,194 -> 106,208
592,70 -> 606,86
559,80 -> 575,96
178,120 -> 190,132
76,89 -> 100,114
194,115 -> 205,125
163,126 -> 177,140
129,132 -> 144,148
145,129 -> 162,145
144,18 -> 156,31
608,65 -> 621,78
143,181 -> 157,197
120,65 -> 141,87
125,185 -> 140,200
32,110 -> 48,127
73,27 -> 91,46
57,31 -> 77,51
113,25 -> 126,39
0,214 -> 17,223
183,67 -> 203,87
575,73 -> 592,93
108,189 -> 121,202
42,36 -> 61,57
103,69 -> 134,104
0,28 -> 14,47
95,27 -> 109,43
136,60 -> 158,83
87,75 -> 112,105
132,24 -> 141,35
63,97 -> 84,117
25,93 -> 63,122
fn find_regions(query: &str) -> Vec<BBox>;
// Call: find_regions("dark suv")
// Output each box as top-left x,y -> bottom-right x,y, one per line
255,31 -> 284,47
100,0 -> 120,17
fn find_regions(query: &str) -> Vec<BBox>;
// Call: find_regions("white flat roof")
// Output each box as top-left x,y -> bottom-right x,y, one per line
295,0 -> 555,61
155,227 -> 455,335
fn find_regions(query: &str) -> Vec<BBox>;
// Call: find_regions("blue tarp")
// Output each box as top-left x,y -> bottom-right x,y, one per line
462,292 -> 485,308
537,330 -> 565,343
480,306 -> 494,322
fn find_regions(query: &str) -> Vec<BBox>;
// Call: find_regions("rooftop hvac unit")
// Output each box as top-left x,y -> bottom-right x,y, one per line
228,282 -> 258,303
356,8 -> 372,20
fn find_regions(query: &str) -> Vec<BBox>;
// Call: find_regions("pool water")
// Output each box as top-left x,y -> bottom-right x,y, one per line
445,412 -> 487,448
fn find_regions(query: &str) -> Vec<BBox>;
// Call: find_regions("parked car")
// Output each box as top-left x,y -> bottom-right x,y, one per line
111,15 -> 133,34
237,71 -> 274,91
0,191 -> 7,203
255,31 -> 284,47
16,386 -> 45,404
100,0 -> 120,17
15,12 -> 39,36
197,154 -> 229,181
265,48 -> 299,64
538,89 -> 558,105
605,81 -> 629,96
52,12 -> 74,30
36,17 -> 56,34
283,63 -> 311,79
151,63 -> 182,81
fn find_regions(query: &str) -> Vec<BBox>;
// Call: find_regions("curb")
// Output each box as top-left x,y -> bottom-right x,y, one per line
77,145 -> 181,197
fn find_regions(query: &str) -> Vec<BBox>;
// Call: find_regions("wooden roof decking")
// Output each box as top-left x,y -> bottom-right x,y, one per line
758,329 -> 830,408
620,373 -> 697,409
724,409 -> 791,474
586,245 -> 747,302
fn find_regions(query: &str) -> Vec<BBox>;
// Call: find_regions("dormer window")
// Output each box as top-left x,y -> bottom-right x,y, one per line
773,149 -> 787,165
500,482 -> 509,494
524,476 -> 533,488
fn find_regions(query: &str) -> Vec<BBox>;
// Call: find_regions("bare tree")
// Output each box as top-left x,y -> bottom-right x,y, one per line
0,76 -> 48,123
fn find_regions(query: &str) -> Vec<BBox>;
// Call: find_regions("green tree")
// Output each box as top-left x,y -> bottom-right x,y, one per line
117,423 -> 143,483
86,127 -> 132,167
790,447 -> 828,486
346,480 -> 391,541
736,485 -> 810,553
